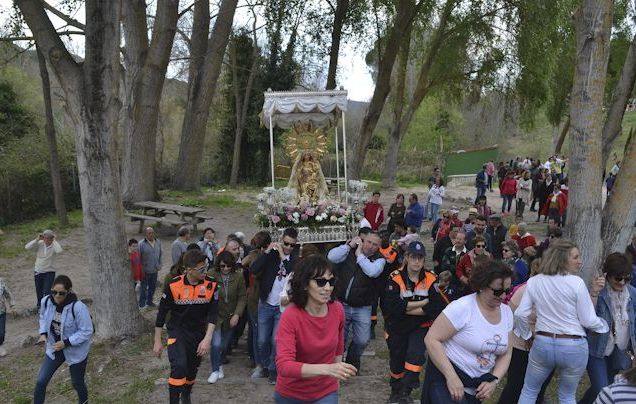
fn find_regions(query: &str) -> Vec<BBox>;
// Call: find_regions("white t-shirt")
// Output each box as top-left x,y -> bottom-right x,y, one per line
443,293 -> 513,391
266,257 -> 290,306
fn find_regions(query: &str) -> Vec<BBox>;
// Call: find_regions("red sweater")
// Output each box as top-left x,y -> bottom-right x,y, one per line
363,202 -> 384,230
512,233 -> 537,250
129,251 -> 143,281
275,301 -> 345,401
500,178 -> 518,196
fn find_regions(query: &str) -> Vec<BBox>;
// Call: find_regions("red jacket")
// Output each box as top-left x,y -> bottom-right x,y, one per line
512,233 -> 537,250
540,191 -> 567,216
456,250 -> 491,281
500,178 -> 518,196
129,250 -> 143,282
363,202 -> 384,230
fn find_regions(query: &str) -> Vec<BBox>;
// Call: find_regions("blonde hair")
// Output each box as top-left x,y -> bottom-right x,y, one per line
539,239 -> 578,276
438,270 -> 452,282
530,258 -> 541,276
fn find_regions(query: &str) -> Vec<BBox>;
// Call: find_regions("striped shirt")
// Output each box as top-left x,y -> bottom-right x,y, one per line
594,376 -> 636,404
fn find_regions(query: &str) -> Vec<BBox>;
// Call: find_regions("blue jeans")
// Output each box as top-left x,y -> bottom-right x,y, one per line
274,390 -> 338,404
476,186 -> 487,200
139,272 -> 158,307
34,351 -> 88,404
210,327 -> 235,372
519,335 -> 588,404
248,309 -> 260,365
35,272 -> 55,308
0,313 -> 5,345
580,350 -> 630,404
257,301 -> 280,373
429,203 -> 441,223
502,195 -> 514,212
342,304 -> 371,368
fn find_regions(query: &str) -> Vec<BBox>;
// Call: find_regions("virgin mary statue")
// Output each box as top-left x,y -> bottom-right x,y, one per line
285,122 -> 330,204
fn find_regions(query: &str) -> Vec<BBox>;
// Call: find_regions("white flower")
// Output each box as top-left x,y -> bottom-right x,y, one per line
337,216 -> 346,223
316,215 -> 323,222
330,215 -> 337,222
292,212 -> 300,219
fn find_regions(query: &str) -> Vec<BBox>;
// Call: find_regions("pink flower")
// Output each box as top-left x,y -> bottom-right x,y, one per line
271,215 -> 281,224
338,208 -> 346,215
287,214 -> 294,221
306,207 -> 316,216
301,214 -> 309,221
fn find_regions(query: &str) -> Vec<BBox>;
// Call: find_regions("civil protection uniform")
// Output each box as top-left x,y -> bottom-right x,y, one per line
381,268 -> 437,398
156,274 -> 218,403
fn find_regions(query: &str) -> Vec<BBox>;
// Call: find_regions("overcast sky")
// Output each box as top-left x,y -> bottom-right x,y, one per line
0,0 -> 375,101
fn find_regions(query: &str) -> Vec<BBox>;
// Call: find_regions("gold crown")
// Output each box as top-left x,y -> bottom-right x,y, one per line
284,122 -> 330,160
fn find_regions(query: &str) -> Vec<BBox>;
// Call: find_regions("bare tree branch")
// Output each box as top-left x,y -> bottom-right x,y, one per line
42,1 -> 85,30
0,30 -> 84,41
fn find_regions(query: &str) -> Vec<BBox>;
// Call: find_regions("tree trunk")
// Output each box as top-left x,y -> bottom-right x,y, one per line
382,21 -> 412,189
229,32 -> 259,186
566,0 -> 613,282
554,115 -> 570,154
18,0 -> 143,337
173,0 -> 239,190
36,45 -> 68,226
601,131 -> 636,256
120,0 -> 179,204
326,0 -> 350,90
349,0 -> 422,179
602,31 -> 636,166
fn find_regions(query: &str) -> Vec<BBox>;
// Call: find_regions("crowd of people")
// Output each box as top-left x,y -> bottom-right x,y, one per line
2,165 -> 636,403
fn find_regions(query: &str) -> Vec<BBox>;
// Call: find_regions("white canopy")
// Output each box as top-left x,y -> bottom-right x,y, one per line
261,90 -> 348,129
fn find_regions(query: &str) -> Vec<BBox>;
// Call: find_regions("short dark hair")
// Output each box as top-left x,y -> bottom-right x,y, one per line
53,274 -> 73,291
373,191 -> 381,196
128,238 -> 138,246
187,243 -> 201,251
358,227 -> 372,237
215,251 -> 238,272
177,226 -> 190,237
251,231 -> 272,249
410,193 -> 418,202
283,227 -> 298,240
202,227 -> 215,234
475,215 -> 487,222
289,255 -> 333,309
470,259 -> 513,292
393,220 -> 405,229
182,249 -> 206,269
603,252 -> 633,279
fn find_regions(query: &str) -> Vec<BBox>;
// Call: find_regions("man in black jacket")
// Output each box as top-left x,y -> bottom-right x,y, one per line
250,227 -> 298,384
327,231 -> 386,372
486,214 -> 507,259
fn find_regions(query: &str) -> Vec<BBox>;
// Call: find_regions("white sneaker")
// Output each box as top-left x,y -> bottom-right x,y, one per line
207,371 -> 219,384
250,366 -> 264,379
0,346 -> 6,357
218,366 -> 224,379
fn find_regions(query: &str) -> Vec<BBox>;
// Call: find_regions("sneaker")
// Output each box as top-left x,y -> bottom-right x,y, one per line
207,371 -> 220,384
218,366 -> 224,380
268,372 -> 277,385
250,366 -> 264,379
0,346 -> 7,357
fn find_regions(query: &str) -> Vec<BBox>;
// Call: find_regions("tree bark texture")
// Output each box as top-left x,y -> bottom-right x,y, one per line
17,0 -> 143,337
326,0 -> 350,90
36,45 -> 68,226
120,0 -> 179,203
601,132 -> 636,257
601,31 -> 636,166
554,115 -> 570,154
173,0 -> 239,190
349,0 -> 422,179
566,0 -> 613,281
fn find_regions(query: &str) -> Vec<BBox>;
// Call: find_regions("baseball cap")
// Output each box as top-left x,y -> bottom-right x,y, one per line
406,241 -> 426,257
469,207 -> 478,214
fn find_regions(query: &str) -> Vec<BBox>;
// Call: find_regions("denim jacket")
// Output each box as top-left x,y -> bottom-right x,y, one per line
39,295 -> 93,365
587,285 -> 636,358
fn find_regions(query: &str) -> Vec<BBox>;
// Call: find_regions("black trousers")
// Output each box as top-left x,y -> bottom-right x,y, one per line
497,347 -> 552,404
387,328 -> 427,393
167,328 -> 204,403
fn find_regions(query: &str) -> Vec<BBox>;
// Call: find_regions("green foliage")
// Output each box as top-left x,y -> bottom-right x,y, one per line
0,80 -> 35,146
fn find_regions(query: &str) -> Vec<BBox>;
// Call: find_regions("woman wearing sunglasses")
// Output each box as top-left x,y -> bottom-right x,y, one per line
207,251 -> 246,384
515,239 -> 609,404
423,259 -> 513,403
580,252 -> 636,403
502,240 -> 530,287
34,275 -> 93,404
274,255 -> 356,403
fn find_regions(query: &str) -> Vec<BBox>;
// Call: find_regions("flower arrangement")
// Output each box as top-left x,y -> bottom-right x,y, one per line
254,187 -> 362,228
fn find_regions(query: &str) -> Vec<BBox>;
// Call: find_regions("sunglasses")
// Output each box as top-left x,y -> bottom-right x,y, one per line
283,242 -> 297,248
313,277 -> 336,288
613,275 -> 632,283
193,262 -> 209,274
490,287 -> 511,297
475,244 -> 486,248
50,290 -> 67,297
502,248 -> 511,253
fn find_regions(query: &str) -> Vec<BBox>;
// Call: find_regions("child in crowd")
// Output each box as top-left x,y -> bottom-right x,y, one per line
128,239 -> 143,293
0,276 -> 15,357
397,226 -> 420,250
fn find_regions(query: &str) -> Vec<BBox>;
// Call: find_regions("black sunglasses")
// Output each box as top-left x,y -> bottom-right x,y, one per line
313,277 -> 336,287
283,242 -> 297,247
490,287 -> 511,297
475,244 -> 486,248
614,275 -> 632,283
50,290 -> 67,297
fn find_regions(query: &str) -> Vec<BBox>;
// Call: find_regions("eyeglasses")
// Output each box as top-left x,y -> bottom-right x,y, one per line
613,275 -> 632,283
489,287 -> 511,297
502,248 -> 511,252
475,244 -> 486,248
283,242 -> 297,248
193,262 -> 209,274
313,277 -> 336,288
50,290 -> 67,297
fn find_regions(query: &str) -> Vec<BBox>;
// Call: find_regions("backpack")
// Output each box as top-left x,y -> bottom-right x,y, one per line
44,295 -> 96,334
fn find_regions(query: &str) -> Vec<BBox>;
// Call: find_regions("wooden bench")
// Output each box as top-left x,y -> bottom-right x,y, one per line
124,212 -> 187,233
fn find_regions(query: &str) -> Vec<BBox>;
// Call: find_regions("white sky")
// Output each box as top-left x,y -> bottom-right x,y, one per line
0,0 -> 375,101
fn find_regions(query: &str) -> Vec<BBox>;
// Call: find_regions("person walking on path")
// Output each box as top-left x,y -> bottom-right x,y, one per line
0,276 -> 15,357
405,193 -> 425,232
500,172 -> 517,213
139,226 -> 162,308
486,161 -> 496,192
34,275 -> 93,404
171,226 -> 191,265
427,179 -> 445,224
475,165 -> 488,202
25,230 -> 63,309
387,194 -> 406,235
516,171 -> 532,218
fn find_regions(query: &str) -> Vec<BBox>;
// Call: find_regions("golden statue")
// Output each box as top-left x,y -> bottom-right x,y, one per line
285,123 -> 329,203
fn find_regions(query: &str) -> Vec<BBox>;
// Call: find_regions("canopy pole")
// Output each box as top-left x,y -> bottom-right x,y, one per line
342,111 -> 348,204
334,123 -> 341,201
269,115 -> 275,188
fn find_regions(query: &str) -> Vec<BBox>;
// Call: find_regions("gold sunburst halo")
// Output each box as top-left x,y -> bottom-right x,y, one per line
283,122 -> 330,160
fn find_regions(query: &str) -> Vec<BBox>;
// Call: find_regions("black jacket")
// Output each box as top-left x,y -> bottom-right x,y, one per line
487,225 -> 507,259
251,249 -> 298,303
333,249 -> 383,307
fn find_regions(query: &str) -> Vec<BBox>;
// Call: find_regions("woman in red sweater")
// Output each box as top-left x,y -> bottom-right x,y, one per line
275,255 -> 356,403
500,172 -> 517,213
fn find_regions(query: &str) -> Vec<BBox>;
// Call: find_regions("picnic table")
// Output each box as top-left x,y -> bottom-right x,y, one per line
126,201 -> 213,233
